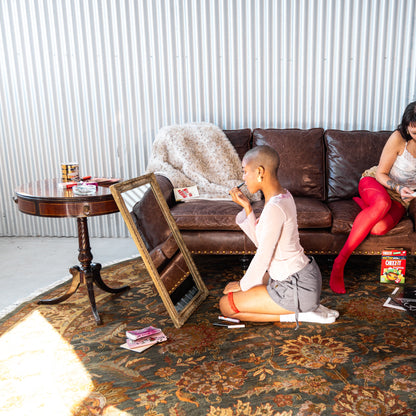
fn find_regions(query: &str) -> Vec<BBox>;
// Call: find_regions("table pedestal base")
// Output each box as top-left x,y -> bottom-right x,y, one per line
37,217 -> 130,325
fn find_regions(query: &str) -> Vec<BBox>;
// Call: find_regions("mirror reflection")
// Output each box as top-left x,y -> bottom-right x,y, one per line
111,174 -> 208,327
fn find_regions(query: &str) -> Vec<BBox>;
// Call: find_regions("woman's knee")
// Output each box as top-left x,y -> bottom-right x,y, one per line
359,177 -> 391,216
370,201 -> 405,235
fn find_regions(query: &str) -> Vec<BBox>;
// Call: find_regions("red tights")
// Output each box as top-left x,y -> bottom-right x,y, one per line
330,177 -> 405,293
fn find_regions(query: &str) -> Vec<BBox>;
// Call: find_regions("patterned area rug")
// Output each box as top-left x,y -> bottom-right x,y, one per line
1,255 -> 416,416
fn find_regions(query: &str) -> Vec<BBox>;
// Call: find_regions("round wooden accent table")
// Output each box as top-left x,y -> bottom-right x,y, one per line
14,178 -> 130,325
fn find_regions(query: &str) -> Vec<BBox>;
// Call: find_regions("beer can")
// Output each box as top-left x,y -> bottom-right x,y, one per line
61,162 -> 80,182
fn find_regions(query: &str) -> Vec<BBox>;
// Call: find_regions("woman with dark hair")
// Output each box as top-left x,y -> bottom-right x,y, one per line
330,101 -> 416,293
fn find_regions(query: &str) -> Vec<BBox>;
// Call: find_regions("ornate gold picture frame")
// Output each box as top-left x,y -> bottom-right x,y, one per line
111,173 -> 208,328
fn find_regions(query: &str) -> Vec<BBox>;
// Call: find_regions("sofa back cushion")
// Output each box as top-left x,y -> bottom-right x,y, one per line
325,130 -> 392,201
224,129 -> 252,160
252,128 -> 325,200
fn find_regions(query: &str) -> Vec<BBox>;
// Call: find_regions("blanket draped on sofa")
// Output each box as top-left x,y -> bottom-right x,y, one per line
146,122 -> 258,200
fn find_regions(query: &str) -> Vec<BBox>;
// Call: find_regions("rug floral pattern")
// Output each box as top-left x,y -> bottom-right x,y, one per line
1,255 -> 416,415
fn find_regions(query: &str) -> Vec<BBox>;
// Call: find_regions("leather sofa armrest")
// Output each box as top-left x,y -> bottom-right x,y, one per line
155,174 -> 176,209
130,175 -> 175,251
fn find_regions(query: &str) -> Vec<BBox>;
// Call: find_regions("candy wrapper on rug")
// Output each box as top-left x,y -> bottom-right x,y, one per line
380,249 -> 406,284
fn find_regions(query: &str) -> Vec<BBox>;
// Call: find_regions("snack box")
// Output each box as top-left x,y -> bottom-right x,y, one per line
380,250 -> 406,284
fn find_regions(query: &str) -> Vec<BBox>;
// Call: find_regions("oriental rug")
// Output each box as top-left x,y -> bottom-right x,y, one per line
1,255 -> 416,416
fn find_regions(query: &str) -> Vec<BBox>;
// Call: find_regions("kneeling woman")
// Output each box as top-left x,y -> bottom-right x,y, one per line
219,145 -> 338,326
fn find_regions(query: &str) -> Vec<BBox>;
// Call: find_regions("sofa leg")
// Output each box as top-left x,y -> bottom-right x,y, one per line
327,255 -> 336,266
240,255 -> 251,271
326,256 -> 335,265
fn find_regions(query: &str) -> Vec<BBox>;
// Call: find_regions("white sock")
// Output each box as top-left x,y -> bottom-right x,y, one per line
280,306 -> 338,324
316,304 -> 340,319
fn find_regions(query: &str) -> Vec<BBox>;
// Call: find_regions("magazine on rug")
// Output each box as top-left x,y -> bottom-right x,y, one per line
125,326 -> 162,341
383,287 -> 406,311
383,286 -> 416,317
121,326 -> 167,353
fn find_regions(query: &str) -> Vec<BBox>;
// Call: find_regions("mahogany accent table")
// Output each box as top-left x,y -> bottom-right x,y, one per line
14,178 -> 130,325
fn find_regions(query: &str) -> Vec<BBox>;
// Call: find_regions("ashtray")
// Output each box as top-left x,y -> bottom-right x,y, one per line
72,184 -> 97,196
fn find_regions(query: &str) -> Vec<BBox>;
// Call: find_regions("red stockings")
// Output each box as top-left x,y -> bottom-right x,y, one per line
330,177 -> 405,293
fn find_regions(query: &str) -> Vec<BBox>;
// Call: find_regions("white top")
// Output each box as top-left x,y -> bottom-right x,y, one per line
237,191 -> 309,291
390,142 -> 416,189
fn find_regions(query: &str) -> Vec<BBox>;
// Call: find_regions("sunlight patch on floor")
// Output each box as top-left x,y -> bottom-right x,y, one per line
0,310 -> 93,415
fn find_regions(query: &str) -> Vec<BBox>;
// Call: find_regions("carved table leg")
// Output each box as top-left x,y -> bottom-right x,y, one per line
37,266 -> 81,305
77,217 -> 130,324
38,217 -> 130,325
92,262 -> 130,293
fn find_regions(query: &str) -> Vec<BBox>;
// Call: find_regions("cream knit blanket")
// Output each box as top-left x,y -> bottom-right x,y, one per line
146,122 -> 259,200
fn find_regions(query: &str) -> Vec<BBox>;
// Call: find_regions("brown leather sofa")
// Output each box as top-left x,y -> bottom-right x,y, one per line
142,128 -> 416,257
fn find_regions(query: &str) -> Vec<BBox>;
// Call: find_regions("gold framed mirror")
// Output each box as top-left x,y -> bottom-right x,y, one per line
110,173 -> 209,328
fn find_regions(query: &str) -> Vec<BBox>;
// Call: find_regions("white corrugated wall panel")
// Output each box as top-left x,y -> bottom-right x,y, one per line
1,0 -> 415,237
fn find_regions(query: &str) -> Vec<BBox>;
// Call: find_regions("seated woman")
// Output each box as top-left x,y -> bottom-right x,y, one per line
330,101 -> 416,293
219,145 -> 338,326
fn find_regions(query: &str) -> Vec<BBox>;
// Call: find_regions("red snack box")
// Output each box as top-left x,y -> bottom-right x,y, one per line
380,250 -> 406,284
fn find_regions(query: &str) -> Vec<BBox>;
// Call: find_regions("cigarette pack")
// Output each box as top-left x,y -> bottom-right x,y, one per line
380,249 -> 406,284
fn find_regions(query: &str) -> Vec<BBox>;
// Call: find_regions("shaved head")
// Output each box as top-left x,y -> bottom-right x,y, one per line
243,145 -> 280,176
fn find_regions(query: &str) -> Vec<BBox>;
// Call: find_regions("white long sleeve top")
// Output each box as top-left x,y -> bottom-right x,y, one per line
237,191 -> 309,291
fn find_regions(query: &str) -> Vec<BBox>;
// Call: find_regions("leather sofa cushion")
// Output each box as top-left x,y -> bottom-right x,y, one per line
295,197 -> 332,229
328,199 -> 414,235
171,197 -> 331,231
252,128 -> 325,200
325,130 -> 392,201
224,129 -> 252,160
171,200 -> 259,231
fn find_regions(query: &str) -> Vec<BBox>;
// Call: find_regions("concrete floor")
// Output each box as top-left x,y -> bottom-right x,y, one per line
0,237 -> 139,319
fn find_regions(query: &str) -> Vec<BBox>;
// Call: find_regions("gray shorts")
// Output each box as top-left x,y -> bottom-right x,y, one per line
266,256 -> 322,314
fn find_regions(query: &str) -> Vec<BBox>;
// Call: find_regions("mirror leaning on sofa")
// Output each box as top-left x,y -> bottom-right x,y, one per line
110,173 -> 209,328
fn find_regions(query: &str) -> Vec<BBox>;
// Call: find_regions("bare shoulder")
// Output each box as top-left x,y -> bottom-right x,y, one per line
385,130 -> 406,152
377,130 -> 406,176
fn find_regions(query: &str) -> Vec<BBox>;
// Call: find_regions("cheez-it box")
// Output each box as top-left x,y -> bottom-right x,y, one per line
380,249 -> 406,284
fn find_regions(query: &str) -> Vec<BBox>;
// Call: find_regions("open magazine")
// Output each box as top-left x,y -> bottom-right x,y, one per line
384,286 -> 416,317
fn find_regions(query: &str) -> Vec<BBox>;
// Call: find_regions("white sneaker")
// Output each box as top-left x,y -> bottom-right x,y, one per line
281,308 -> 337,324
316,304 -> 340,319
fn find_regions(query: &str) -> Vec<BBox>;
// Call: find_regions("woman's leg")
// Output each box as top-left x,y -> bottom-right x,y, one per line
370,199 -> 405,235
219,286 -> 337,323
353,197 -> 405,235
330,177 -> 404,294
219,285 -> 291,322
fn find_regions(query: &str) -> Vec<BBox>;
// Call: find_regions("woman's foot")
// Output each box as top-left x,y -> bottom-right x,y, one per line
280,307 -> 337,324
316,304 -> 339,318
330,257 -> 347,294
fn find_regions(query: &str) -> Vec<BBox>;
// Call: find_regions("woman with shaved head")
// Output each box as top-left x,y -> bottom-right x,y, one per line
220,145 -> 338,327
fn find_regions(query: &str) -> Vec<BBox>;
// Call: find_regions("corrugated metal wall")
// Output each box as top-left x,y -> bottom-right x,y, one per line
1,0 -> 415,237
